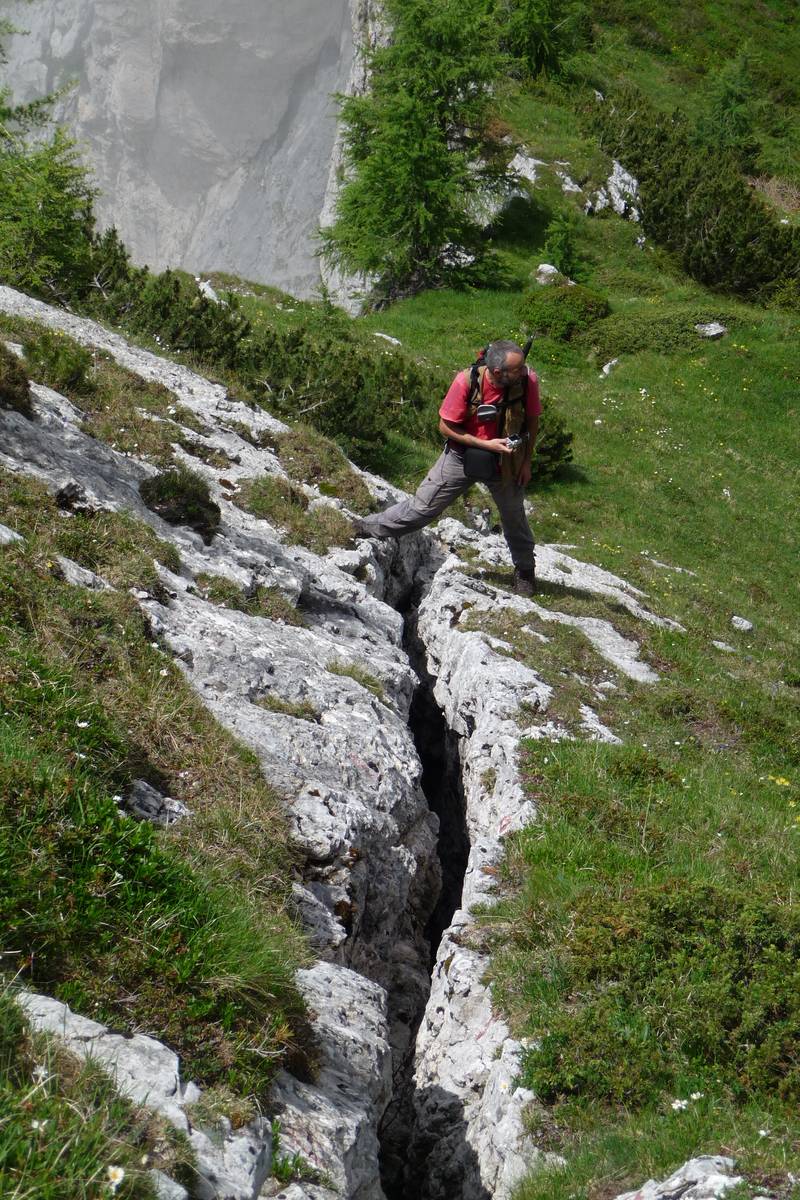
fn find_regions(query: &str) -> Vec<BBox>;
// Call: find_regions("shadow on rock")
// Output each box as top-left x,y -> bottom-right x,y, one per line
393,1084 -> 491,1200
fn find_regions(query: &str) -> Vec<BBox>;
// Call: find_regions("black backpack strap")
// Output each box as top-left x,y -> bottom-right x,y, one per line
467,363 -> 481,407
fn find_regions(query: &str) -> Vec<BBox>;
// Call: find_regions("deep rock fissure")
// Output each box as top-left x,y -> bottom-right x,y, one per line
377,582 -> 472,1200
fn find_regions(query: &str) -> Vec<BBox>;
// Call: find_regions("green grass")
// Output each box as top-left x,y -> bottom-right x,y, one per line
256,694 -> 321,723
0,989 -> 191,1199
0,470 -> 310,1100
349,37 -> 800,1195
193,572 -> 306,626
276,422 -> 376,513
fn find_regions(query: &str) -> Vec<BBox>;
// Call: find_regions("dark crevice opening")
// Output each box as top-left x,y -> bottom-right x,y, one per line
405,614 -> 470,967
378,579 -> 472,1200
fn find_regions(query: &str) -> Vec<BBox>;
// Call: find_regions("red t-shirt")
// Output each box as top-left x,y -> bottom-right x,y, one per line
439,368 -> 542,441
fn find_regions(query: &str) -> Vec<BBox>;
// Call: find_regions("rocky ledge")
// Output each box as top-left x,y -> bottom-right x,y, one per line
1,286 -> 697,1199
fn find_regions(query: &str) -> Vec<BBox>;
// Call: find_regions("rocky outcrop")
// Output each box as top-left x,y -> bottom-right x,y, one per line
2,0 -> 358,295
0,285 -> 681,1199
0,285 -> 443,1198
613,1157 -> 745,1200
385,520 -> 674,1200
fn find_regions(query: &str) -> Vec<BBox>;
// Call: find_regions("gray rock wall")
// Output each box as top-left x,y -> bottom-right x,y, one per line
2,0 -> 356,296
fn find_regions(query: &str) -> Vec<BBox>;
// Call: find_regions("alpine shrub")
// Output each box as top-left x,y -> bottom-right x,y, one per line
578,307 -> 739,360
517,283 -> 610,340
139,465 -> 221,543
522,880 -> 800,1107
22,330 -> 95,396
123,270 -> 253,369
588,86 -> 800,298
0,343 -> 32,418
533,405 -> 574,480
541,210 -> 583,279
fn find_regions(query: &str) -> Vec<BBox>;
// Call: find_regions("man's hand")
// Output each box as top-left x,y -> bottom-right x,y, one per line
485,437 -> 514,455
516,459 -> 533,487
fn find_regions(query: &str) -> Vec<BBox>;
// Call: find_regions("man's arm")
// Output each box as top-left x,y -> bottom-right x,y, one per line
439,416 -> 513,456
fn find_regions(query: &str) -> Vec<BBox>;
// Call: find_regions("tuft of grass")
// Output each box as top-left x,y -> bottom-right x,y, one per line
22,328 -> 96,396
140,465 -> 221,543
270,1119 -> 325,1186
326,659 -> 386,703
0,341 -> 33,417
235,474 -> 354,555
275,422 -> 375,513
193,572 -> 305,625
256,694 -> 321,723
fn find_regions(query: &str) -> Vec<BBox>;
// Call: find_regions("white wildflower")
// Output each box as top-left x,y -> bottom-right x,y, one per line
106,1165 -> 125,1194
671,1099 -> 689,1111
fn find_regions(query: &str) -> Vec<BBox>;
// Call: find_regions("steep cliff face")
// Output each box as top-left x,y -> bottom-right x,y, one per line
2,0 -> 356,295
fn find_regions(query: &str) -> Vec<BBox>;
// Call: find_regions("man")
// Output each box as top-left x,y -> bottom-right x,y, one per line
356,339 -> 541,595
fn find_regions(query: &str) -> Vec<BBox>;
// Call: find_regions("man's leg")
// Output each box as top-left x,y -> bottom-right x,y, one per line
358,448 -> 470,538
488,478 -> 536,574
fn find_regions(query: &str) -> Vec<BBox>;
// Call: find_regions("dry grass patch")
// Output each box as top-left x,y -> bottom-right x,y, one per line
275,422 -> 375,513
236,474 -> 355,554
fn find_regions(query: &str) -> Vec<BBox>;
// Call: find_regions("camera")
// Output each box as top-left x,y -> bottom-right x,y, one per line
506,434 -> 524,449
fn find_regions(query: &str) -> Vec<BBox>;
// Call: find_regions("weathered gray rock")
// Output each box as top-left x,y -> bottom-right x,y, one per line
18,966 -> 394,1200
397,518 -> 677,1198
731,615 -> 754,632
695,322 -> 728,340
0,285 -> 438,1198
270,963 -> 392,1200
508,151 -> 545,187
534,263 -> 562,285
2,0 -> 357,296
151,1171 -> 190,1200
614,1156 -> 742,1200
17,990 -> 271,1200
54,554 -> 113,591
122,778 -> 191,826
0,522 -> 24,545
555,163 -> 582,194
587,160 -> 640,220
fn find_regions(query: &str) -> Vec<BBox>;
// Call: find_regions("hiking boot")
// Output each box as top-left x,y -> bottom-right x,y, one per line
513,567 -> 536,597
352,517 -> 374,539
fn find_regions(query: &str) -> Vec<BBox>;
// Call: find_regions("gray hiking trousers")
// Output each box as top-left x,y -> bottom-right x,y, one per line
360,444 -> 536,570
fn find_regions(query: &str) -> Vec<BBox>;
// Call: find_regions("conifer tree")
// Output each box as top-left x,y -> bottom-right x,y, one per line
0,24 -> 96,300
321,0 -> 509,298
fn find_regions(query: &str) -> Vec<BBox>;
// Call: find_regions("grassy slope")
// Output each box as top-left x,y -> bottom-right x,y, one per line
347,6 -> 800,1197
2,2 -> 799,1190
